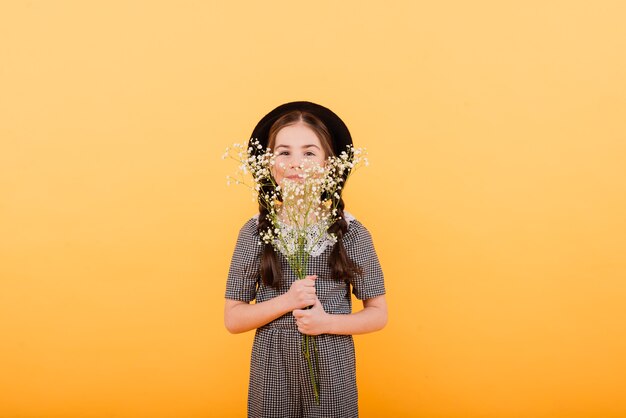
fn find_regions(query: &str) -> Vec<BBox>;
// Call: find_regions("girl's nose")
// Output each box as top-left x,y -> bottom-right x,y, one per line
288,158 -> 302,169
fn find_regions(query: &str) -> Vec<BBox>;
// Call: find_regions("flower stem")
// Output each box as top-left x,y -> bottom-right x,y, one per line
302,334 -> 320,404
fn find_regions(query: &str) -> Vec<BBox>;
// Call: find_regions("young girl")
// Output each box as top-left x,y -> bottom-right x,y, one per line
224,101 -> 387,418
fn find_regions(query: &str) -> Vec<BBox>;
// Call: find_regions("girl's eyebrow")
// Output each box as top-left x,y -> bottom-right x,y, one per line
275,144 -> 321,150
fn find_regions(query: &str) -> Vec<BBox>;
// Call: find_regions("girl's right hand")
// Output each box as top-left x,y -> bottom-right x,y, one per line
285,275 -> 317,310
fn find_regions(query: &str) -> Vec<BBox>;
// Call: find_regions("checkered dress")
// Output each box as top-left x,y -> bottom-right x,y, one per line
225,213 -> 386,418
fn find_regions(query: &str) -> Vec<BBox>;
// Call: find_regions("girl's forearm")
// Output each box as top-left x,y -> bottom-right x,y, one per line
325,305 -> 387,335
224,295 -> 291,334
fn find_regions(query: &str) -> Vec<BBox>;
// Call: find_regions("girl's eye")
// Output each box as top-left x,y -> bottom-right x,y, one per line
305,152 -> 316,156
278,151 -> 290,156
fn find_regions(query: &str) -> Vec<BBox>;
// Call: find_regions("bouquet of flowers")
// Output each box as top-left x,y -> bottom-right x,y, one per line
223,139 -> 368,403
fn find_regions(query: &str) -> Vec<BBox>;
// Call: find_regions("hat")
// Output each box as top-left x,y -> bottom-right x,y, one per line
249,101 -> 353,157
249,101 -> 354,201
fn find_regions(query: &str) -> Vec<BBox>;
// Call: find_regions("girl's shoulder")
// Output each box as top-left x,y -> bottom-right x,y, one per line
341,211 -> 374,245
235,215 -> 260,241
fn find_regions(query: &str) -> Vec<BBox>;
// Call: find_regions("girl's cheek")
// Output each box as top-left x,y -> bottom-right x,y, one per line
271,162 -> 285,184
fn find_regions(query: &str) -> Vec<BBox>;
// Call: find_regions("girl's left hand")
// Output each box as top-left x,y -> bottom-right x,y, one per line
293,298 -> 329,336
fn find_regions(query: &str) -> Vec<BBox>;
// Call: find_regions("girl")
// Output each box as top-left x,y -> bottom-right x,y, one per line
224,101 -> 387,418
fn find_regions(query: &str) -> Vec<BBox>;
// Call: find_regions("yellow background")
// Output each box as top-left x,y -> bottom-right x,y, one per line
1,1 -> 625,417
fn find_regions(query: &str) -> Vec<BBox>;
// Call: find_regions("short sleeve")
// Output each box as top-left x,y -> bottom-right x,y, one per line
225,218 -> 262,302
344,220 -> 386,300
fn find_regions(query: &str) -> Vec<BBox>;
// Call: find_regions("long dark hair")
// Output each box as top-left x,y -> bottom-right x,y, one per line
258,110 -> 362,288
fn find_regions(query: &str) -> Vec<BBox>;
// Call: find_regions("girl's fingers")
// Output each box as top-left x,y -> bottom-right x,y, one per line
293,299 -> 316,315
293,309 -> 303,318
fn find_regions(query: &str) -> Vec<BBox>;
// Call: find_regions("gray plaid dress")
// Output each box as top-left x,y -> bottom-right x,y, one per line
225,212 -> 386,418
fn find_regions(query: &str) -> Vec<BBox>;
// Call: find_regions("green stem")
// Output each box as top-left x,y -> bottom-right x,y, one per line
303,335 -> 320,404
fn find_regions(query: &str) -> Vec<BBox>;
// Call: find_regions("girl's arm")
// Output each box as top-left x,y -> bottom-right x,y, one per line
224,275 -> 318,334
293,294 -> 388,336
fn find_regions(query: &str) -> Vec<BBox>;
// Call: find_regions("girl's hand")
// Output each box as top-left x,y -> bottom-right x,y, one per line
293,298 -> 329,336
285,275 -> 317,310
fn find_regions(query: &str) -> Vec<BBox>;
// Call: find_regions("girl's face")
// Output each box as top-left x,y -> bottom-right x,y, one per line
271,122 -> 327,186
